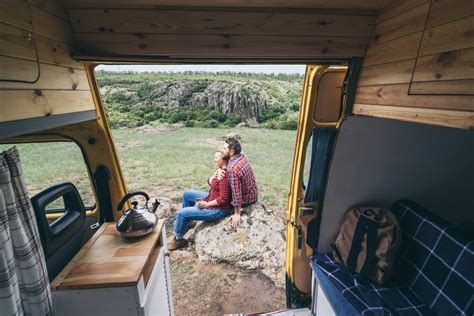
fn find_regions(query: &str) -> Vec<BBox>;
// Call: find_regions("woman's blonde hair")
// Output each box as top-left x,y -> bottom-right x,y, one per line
216,150 -> 229,162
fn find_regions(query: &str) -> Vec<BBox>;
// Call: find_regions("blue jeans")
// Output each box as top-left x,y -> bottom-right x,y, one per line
173,190 -> 229,238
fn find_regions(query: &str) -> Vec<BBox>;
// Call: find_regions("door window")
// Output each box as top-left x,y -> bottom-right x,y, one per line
0,142 -> 95,209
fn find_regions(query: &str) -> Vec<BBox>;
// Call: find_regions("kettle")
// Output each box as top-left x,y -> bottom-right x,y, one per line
116,191 -> 160,237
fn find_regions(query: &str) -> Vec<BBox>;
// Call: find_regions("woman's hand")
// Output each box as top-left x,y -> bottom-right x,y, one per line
196,200 -> 208,209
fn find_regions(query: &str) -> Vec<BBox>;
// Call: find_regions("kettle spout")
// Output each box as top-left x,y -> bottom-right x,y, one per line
151,198 -> 160,213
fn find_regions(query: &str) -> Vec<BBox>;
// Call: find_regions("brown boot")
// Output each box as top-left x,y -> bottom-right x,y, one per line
167,237 -> 188,251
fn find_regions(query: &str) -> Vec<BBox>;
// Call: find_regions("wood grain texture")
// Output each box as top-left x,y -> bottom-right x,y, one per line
51,221 -> 165,291
353,104 -> 474,129
412,48 -> 474,82
36,35 -> 85,69
0,60 -> 90,90
0,90 -> 95,122
75,33 -> 368,57
0,0 -> 32,31
0,23 -> 36,60
0,55 -> 38,82
363,32 -> 421,66
63,0 -> 387,10
68,9 -> 375,37
30,5 -> 74,45
358,59 -> 416,86
376,0 -> 427,23
370,2 -> 429,45
426,0 -> 474,28
420,16 -> 474,57
354,84 -> 474,111
410,80 -> 474,95
29,0 -> 68,20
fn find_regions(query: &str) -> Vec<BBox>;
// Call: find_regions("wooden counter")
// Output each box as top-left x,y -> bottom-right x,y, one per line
51,220 -> 173,315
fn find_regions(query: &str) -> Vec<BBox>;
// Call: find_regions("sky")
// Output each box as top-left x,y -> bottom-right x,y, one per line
96,64 -> 306,74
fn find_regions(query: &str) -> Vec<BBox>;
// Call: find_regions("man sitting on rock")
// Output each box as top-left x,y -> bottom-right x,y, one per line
168,151 -> 232,251
219,136 -> 258,228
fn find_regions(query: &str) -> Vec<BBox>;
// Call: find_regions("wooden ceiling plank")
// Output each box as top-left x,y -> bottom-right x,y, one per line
74,33 -> 368,57
62,0 -> 387,10
68,9 -> 375,37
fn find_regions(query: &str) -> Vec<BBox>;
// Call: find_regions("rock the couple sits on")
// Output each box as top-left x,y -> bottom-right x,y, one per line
168,136 -> 258,251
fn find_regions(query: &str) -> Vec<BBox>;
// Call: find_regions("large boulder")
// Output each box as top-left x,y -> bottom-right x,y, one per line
187,203 -> 286,288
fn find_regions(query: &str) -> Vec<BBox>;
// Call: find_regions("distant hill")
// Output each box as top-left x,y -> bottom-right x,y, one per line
96,71 -> 303,129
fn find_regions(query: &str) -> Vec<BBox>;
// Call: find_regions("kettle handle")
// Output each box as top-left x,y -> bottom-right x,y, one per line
117,191 -> 150,213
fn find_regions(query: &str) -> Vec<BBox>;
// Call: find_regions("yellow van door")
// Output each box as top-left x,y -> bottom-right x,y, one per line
285,65 -> 347,307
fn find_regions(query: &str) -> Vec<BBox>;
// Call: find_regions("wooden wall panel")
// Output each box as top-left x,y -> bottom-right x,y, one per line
0,0 -> 95,125
363,32 -> 421,66
358,59 -> 415,86
354,0 -> 474,129
376,0 -> 426,23
0,90 -> 95,122
426,0 -> 473,28
0,23 -> 36,60
0,0 -> 32,31
0,55 -> 39,82
355,84 -> 473,110
419,16 -> 474,57
0,59 -> 90,90
30,5 -> 74,45
354,104 -> 474,129
370,2 -> 428,45
412,48 -> 474,82
68,9 -> 374,37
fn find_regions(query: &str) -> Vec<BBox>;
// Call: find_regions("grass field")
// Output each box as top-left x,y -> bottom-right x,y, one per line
1,127 -> 297,215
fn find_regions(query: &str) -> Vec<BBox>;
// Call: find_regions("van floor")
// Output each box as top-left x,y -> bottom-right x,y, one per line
169,250 -> 285,315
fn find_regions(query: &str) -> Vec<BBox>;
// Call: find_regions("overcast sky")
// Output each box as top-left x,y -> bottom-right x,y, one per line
96,64 -> 306,74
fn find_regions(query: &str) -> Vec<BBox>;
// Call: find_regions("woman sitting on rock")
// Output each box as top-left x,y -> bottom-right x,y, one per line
168,151 -> 232,251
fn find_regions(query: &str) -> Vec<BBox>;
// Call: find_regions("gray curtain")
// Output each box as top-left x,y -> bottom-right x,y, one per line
0,147 -> 52,316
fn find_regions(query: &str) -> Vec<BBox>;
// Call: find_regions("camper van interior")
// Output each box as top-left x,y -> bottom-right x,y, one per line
0,0 -> 473,315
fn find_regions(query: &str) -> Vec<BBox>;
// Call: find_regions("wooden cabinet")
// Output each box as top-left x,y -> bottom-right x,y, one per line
51,221 -> 173,316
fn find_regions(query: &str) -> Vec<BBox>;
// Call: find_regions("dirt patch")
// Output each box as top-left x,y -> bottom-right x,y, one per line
117,140 -> 144,149
169,250 -> 286,315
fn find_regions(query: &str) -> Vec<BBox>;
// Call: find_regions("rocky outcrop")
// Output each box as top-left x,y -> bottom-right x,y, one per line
149,80 -> 201,107
144,80 -> 267,123
185,203 -> 286,288
189,82 -> 267,124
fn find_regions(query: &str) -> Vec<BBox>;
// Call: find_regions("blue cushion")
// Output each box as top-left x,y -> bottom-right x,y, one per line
391,200 -> 474,315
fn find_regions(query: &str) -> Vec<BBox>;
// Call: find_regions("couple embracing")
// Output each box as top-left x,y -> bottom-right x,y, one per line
168,136 -> 258,251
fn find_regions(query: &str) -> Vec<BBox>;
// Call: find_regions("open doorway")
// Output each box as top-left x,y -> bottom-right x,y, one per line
95,64 -> 305,314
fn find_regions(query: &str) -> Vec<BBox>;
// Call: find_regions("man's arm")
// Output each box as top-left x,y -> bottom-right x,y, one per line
228,168 -> 242,227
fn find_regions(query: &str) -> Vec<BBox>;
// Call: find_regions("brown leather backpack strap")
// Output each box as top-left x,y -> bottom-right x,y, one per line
359,219 -> 378,279
346,214 -> 379,278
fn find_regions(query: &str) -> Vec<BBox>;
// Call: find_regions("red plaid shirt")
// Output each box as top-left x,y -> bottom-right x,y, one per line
203,172 -> 232,211
227,154 -> 258,207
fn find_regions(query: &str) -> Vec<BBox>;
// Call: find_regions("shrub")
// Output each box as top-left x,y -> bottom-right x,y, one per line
209,119 -> 219,128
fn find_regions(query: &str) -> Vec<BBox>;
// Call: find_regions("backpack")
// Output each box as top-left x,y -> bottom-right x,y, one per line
331,207 -> 401,284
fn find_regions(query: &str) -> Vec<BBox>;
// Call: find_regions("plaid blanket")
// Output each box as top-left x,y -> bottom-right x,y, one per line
311,200 -> 473,316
